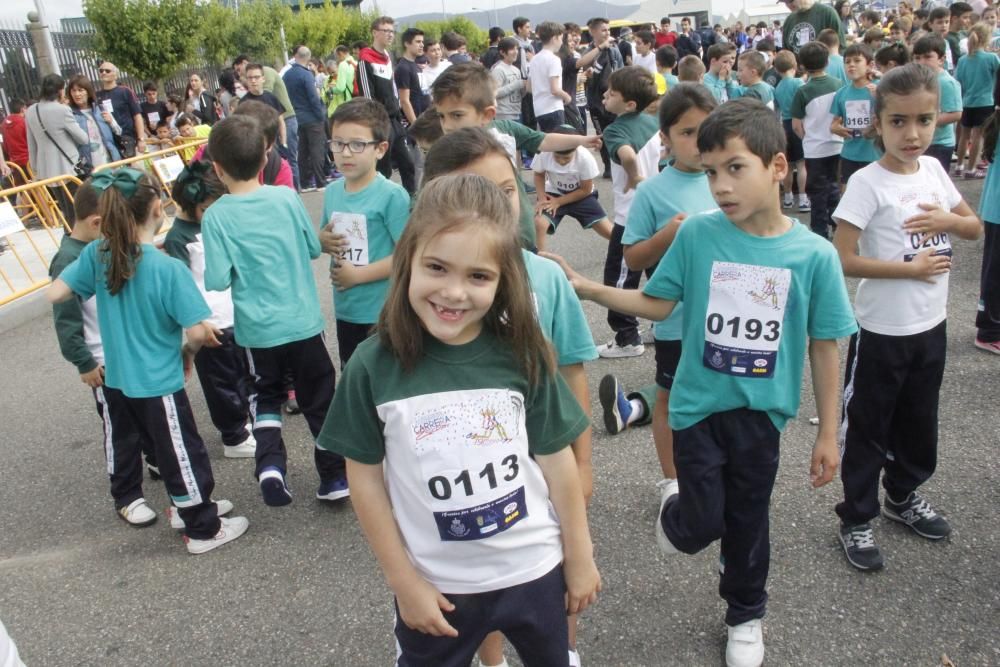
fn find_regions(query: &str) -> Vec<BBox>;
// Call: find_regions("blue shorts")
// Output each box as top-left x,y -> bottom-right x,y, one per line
394,564 -> 569,667
543,191 -> 609,234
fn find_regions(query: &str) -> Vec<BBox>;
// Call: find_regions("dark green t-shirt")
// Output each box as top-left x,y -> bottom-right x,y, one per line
783,4 -> 846,53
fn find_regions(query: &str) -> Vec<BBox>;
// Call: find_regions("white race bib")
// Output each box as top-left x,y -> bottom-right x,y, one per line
328,212 -> 369,265
898,189 -> 952,262
553,172 -> 580,192
147,111 -> 160,125
843,99 -> 871,137
703,261 -> 791,378
411,390 -> 528,542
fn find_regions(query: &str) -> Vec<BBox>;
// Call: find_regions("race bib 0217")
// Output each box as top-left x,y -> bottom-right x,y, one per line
328,212 -> 369,265
703,261 -> 791,379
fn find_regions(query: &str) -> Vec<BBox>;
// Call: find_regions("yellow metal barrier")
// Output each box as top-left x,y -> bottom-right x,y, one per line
0,173 -> 82,306
0,139 -> 206,308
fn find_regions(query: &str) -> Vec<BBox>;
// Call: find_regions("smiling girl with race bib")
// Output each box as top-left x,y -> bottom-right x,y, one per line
317,173 -> 600,667
832,64 -> 982,572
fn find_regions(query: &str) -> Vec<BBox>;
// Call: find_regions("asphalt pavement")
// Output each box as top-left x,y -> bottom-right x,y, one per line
1,167 -> 998,667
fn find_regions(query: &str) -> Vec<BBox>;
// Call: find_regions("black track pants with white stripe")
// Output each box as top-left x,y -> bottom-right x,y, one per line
98,386 -> 220,539
835,322 -> 946,526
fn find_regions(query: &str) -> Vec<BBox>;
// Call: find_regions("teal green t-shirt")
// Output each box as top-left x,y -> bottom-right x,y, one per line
825,53 -> 846,86
955,51 -> 1000,108
523,250 -> 597,366
624,163 -> 716,341
739,81 -> 776,109
704,72 -> 738,103
202,185 -> 325,349
775,77 -> 804,121
664,73 -> 680,89
643,211 -> 858,431
979,140 -> 1000,223
830,84 -> 881,163
59,242 -> 211,398
321,174 -> 410,325
933,70 -> 962,147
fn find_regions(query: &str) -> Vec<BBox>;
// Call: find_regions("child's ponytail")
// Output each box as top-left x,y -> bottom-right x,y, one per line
172,159 -> 226,219
966,22 -> 991,55
91,168 -> 159,295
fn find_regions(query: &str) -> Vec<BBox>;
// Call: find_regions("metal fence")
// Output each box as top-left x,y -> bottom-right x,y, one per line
0,27 -> 222,117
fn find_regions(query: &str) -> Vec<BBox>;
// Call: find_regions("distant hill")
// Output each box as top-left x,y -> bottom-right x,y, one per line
397,0 -> 642,31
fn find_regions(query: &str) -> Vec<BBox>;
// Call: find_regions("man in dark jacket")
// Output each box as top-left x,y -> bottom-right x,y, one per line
675,17 -> 702,60
698,20 -> 717,66
356,16 -> 416,194
283,45 -> 328,192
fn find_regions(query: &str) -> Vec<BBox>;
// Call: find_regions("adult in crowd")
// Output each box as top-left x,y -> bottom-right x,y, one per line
283,45 -> 329,193
95,61 -> 144,157
67,75 -> 121,169
835,1 -> 860,37
421,38 -> 451,95
240,63 -> 288,148
698,19 -> 718,67
396,28 -> 429,183
577,16 -> 623,178
442,31 -> 472,64
1,99 -> 29,182
25,74 -> 88,223
528,21 -> 572,132
676,17 -> 703,60
782,0 -> 846,53
656,17 -> 677,48
480,27 -> 506,70
618,27 -> 634,65
184,72 -> 219,126
513,15 -> 537,154
139,82 -> 169,136
357,16 -> 416,194
217,69 -> 239,118
234,55 -> 298,188
560,23 -> 586,132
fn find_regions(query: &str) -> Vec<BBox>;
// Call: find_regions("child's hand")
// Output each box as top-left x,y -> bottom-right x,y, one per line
907,248 -> 952,282
331,260 -> 360,290
564,555 -> 601,615
809,434 -> 839,488
665,212 -> 687,234
582,135 -> 602,151
535,196 -> 558,215
80,365 -> 105,388
903,202 -> 954,238
204,326 -> 224,348
319,228 -> 350,256
395,576 -> 458,637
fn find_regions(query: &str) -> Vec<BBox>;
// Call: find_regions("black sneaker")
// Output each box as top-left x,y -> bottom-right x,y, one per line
882,491 -> 952,540
839,522 -> 884,571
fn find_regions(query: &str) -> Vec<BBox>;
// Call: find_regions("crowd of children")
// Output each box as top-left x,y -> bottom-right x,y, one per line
40,8 -> 1000,667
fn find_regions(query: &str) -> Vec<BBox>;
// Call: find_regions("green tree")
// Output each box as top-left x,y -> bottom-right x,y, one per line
409,17 -> 488,55
83,0 -> 201,81
285,2 -> 381,61
198,0 -> 292,67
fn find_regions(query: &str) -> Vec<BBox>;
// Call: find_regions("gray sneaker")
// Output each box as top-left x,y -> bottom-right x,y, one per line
839,522 -> 884,571
882,491 -> 952,540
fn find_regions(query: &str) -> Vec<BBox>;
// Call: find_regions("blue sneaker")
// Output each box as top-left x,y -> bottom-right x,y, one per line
259,467 -> 292,506
598,374 -> 632,435
316,477 -> 350,501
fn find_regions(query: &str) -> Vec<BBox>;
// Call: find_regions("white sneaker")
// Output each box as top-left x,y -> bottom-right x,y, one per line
167,499 -> 234,530
782,193 -> 794,209
726,619 -> 764,667
597,340 -> 645,359
568,648 -> 582,666
118,498 -> 157,527
798,195 -> 811,212
224,431 -> 257,458
654,478 -> 679,554
184,516 -> 249,554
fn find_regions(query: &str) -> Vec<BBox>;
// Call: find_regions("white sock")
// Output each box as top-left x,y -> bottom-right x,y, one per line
627,398 -> 645,424
478,660 -> 510,667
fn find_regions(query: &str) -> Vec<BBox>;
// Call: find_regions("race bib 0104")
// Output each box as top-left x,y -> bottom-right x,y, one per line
328,212 -> 369,265
703,261 -> 791,379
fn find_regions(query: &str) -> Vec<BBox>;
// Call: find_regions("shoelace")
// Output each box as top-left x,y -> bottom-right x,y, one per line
849,527 -> 876,549
911,496 -> 939,519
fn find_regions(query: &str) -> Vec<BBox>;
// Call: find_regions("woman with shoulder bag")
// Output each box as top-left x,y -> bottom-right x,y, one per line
25,73 -> 88,224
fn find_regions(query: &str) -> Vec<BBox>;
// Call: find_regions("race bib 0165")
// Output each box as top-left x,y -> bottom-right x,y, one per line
703,261 -> 791,379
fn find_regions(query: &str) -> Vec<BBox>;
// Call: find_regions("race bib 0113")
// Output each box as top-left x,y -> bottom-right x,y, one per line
703,261 -> 791,379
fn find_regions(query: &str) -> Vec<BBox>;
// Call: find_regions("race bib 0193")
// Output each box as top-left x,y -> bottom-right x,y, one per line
703,261 -> 791,379
328,212 -> 369,265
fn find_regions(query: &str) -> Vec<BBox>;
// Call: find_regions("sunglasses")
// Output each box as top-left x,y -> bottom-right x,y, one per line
99,68 -> 113,73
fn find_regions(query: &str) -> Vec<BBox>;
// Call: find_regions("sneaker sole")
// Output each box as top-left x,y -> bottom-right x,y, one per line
974,340 -> 1000,355
655,486 -> 679,555
316,489 -> 351,501
118,511 -> 157,528
598,375 -> 625,435
223,446 -> 256,459
186,518 -> 249,555
598,345 -> 645,359
880,507 -> 951,540
837,532 -> 884,571
260,478 -> 293,507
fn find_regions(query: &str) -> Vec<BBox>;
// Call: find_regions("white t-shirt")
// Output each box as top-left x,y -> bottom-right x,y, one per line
833,157 -> 962,336
633,51 -> 657,75
532,146 -> 601,194
528,49 -> 564,116
421,61 -> 451,96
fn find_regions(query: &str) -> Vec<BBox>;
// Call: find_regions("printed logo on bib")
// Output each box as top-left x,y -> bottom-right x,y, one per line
897,189 -> 952,262
843,99 -> 871,138
411,390 -> 529,541
703,261 -> 791,378
792,23 -> 816,50
328,212 -> 369,265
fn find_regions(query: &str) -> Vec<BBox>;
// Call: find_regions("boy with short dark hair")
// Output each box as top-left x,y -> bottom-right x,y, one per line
633,30 -> 658,74
946,2 -> 974,69
928,7 -> 955,72
431,62 -> 602,250
817,28 -> 846,84
791,41 -> 844,238
656,45 -> 680,87
547,98 -> 857,667
317,98 -> 410,368
736,51 -> 774,108
596,66 -> 662,358
774,50 -> 809,212
677,54 -> 706,83
202,115 -> 348,505
912,34 -> 963,173
830,43 -> 880,184
704,42 -> 738,102
528,21 -> 572,131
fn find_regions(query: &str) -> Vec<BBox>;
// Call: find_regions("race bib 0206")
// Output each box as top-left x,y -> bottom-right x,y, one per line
703,261 -> 791,379
897,189 -> 952,262
328,212 -> 369,265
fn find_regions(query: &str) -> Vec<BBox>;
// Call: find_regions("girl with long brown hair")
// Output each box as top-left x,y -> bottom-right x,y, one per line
47,168 -> 248,554
316,172 -> 600,667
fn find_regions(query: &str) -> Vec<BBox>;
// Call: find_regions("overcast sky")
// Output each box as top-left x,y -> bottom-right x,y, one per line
0,0 -> 573,26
